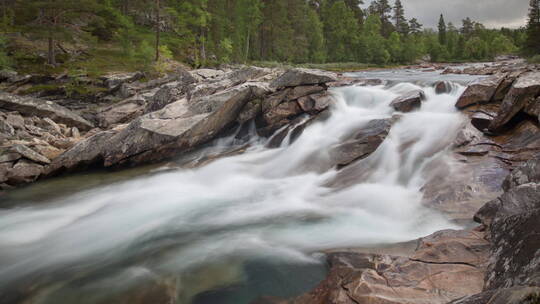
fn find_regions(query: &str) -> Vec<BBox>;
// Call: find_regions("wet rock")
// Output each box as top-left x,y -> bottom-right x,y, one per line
0,92 -> 94,130
297,92 -> 334,114
435,81 -> 453,94
0,162 -> 11,183
329,118 -> 391,167
270,68 -> 337,89
492,70 -> 524,102
10,144 -> 50,164
292,229 -> 488,304
488,72 -> 540,132
390,89 -> 425,112
455,74 -> 506,109
6,159 -> 43,184
237,99 -> 262,124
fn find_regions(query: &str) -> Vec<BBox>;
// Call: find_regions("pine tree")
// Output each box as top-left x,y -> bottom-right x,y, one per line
408,18 -> 422,35
368,0 -> 393,37
438,14 -> 447,45
393,0 -> 408,35
461,17 -> 474,38
525,0 -> 540,54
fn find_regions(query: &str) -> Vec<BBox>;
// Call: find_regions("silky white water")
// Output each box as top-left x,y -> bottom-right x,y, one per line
0,80 -> 469,303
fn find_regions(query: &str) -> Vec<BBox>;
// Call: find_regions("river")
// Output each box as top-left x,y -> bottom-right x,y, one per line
0,68 -> 483,304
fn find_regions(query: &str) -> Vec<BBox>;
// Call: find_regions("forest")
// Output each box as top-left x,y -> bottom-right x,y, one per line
0,0 -> 539,74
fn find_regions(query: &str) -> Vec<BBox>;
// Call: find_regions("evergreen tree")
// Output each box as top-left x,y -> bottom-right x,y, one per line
438,14 -> 447,45
525,0 -> 540,54
322,0 -> 360,62
408,18 -> 422,35
368,0 -> 394,37
393,0 -> 408,35
461,17 -> 474,38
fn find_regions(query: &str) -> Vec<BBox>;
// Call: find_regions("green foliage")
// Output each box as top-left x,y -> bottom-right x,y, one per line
0,36 -> 11,69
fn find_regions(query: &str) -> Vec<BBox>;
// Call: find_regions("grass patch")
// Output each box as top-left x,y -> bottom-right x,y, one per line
527,55 -> 540,64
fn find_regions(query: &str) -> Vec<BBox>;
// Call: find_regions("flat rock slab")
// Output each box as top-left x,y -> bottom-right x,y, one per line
455,74 -> 506,109
290,229 -> 489,304
270,68 -> 337,89
0,92 -> 94,130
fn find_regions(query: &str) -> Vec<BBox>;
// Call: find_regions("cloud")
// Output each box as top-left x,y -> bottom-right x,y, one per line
362,0 -> 529,29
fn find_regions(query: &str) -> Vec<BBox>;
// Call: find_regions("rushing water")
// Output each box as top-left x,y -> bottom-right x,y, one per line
0,70 -> 480,304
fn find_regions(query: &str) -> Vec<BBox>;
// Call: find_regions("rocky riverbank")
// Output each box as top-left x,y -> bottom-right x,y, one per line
0,60 -> 539,304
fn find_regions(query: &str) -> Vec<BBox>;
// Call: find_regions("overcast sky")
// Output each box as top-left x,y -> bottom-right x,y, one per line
362,0 -> 529,29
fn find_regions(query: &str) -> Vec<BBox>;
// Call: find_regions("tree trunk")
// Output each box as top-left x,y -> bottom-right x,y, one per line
48,35 -> 56,65
245,29 -> 250,63
155,0 -> 160,61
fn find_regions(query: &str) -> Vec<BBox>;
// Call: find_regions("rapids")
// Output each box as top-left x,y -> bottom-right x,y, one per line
0,70 -> 481,303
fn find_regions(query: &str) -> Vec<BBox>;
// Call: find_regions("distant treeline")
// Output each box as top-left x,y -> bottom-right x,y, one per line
0,0 -> 539,70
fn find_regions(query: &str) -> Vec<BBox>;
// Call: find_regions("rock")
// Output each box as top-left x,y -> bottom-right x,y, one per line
237,99 -> 262,124
449,286 -> 540,304
270,68 -> 337,89
488,72 -> 540,132
525,96 -> 540,119
502,158 -> 540,191
96,97 -> 147,128
0,69 -> 18,83
98,82 -> 271,167
292,229 -> 488,304
262,101 -> 302,127
493,70 -> 523,102
329,118 -> 392,168
297,92 -> 334,114
6,113 -> 25,129
6,159 -> 43,184
0,162 -> 12,183
286,85 -> 325,101
44,130 -> 118,176
71,127 -> 80,138
145,83 -> 183,113
470,111 -> 496,132
474,183 -> 540,229
0,151 -> 20,163
485,208 -> 540,290
435,81 -> 453,94
10,144 -> 50,164
0,119 -> 15,137
191,68 -> 225,80
100,72 -> 144,90
0,92 -> 94,130
390,89 -> 426,112
455,75 -> 506,109
33,144 -> 63,160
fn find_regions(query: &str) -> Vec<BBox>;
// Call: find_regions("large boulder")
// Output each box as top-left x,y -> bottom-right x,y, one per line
96,97 -> 147,128
455,75 -> 506,109
100,72 -> 144,90
329,118 -> 392,168
291,229 -> 489,304
488,72 -> 540,131
450,286 -> 540,304
270,68 -> 337,89
0,93 -> 94,130
390,89 -> 426,112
